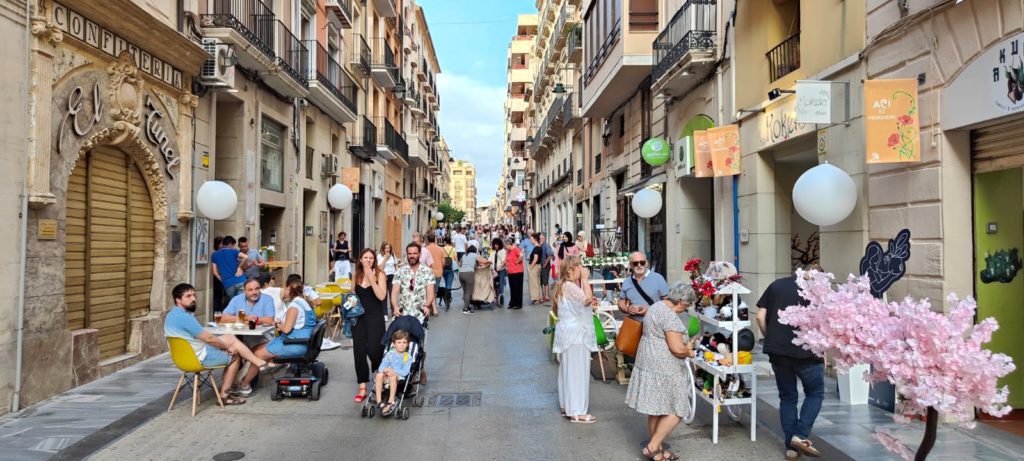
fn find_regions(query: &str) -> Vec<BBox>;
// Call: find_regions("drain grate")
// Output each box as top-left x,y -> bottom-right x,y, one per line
429,392 -> 482,408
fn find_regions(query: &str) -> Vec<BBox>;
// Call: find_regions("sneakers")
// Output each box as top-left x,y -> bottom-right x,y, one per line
231,385 -> 254,397
321,338 -> 342,350
462,308 -> 472,315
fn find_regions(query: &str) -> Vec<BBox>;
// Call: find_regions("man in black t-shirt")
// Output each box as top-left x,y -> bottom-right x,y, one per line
757,270 -> 824,459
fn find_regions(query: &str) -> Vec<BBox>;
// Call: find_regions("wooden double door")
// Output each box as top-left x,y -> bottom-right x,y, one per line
65,147 -> 155,359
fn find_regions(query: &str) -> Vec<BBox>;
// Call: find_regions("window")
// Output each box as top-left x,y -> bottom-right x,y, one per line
261,118 -> 285,192
305,146 -> 314,180
629,0 -> 657,31
594,152 -> 602,173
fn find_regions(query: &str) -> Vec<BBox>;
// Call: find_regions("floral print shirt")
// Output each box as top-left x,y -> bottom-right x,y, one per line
393,264 -> 435,323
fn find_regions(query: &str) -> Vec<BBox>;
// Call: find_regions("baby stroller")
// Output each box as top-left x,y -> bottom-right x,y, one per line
361,316 -> 426,420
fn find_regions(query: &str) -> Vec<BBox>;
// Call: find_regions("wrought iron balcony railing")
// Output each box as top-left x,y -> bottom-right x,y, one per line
652,0 -> 717,83
203,0 -> 276,59
306,40 -> 357,113
273,19 -> 309,86
767,32 -> 800,82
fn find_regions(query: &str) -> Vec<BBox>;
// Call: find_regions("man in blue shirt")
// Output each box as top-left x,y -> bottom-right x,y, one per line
617,252 -> 670,319
164,283 -> 269,405
539,233 -> 556,301
211,236 -> 247,303
519,231 -> 536,266
222,278 -> 277,325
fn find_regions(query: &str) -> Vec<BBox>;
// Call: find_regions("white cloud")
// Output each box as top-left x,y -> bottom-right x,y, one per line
437,72 -> 507,207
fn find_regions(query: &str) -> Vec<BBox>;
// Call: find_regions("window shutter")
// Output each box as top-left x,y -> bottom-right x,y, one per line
629,0 -> 658,31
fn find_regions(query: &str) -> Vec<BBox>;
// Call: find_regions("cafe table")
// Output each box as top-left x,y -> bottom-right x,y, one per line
207,324 -> 276,336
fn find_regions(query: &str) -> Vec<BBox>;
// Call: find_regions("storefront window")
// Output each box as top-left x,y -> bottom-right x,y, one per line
261,118 -> 285,192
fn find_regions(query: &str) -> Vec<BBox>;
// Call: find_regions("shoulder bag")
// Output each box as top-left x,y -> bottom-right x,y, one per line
614,277 -> 655,357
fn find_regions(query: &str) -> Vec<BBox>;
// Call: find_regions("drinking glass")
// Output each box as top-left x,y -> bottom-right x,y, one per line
238,310 -> 246,323
213,311 -> 223,325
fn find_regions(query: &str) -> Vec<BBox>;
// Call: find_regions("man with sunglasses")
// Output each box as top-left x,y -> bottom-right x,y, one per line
617,252 -> 670,319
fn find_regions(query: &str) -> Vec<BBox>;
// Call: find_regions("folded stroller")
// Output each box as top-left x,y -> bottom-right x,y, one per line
360,315 -> 427,420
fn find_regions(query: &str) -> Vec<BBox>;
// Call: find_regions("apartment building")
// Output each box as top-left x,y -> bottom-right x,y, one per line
450,160 -> 477,223
502,14 -> 537,229
2,0 -> 449,413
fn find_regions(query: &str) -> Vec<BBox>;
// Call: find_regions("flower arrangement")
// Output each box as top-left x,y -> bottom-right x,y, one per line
260,245 -> 276,262
685,258 -> 743,307
581,253 -> 629,268
779,269 -> 1015,460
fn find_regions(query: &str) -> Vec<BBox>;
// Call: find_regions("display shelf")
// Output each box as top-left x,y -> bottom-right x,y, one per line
690,311 -> 750,331
696,389 -> 754,407
692,358 -> 756,380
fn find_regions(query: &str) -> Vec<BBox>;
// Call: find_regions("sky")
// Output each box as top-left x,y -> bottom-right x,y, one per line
418,0 -> 535,206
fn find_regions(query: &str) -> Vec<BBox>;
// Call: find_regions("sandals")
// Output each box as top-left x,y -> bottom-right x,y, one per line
258,361 -> 278,373
791,436 -> 821,457
354,388 -> 367,403
568,415 -> 597,424
221,395 -> 246,406
642,445 -> 676,460
642,447 -> 661,460
381,401 -> 396,416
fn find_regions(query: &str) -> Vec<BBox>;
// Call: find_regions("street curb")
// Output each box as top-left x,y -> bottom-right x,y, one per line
50,390 -> 175,461
756,398 -> 857,461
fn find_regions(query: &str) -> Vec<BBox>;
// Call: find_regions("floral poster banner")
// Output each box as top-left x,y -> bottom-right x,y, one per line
342,167 -> 360,192
708,125 -> 741,177
401,198 -> 414,215
693,130 -> 714,178
865,79 -> 920,163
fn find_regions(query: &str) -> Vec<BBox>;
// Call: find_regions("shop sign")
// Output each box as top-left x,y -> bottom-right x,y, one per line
708,125 -> 741,177
796,80 -> 846,124
943,32 -> 1024,130
865,78 -> 920,163
56,83 -> 102,155
38,219 -> 58,240
342,167 -> 360,192
692,131 -> 714,178
402,199 -> 413,215
757,96 -> 814,151
51,2 -> 183,90
144,95 -> 180,179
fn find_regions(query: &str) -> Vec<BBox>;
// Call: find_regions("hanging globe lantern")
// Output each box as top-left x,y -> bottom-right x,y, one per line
641,137 -> 671,166
196,181 -> 238,220
435,212 -> 445,221
631,188 -> 663,219
792,163 -> 857,226
327,184 -> 353,210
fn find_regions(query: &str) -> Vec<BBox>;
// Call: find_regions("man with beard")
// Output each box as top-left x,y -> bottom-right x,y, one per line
617,252 -> 670,320
391,243 -> 437,324
164,283 -> 271,405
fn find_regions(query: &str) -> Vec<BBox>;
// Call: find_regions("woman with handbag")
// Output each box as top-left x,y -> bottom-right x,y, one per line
351,248 -> 388,404
552,255 -> 598,423
625,282 -> 700,461
490,238 -> 508,307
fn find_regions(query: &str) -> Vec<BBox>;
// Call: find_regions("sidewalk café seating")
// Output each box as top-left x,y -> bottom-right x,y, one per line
167,337 -> 225,417
271,321 -> 330,401
316,283 -> 345,338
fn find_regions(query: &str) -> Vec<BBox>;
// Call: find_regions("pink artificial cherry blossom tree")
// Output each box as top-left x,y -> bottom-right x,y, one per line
778,270 -> 1016,461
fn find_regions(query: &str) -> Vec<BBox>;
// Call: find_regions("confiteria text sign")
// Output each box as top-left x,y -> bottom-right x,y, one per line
51,2 -> 184,90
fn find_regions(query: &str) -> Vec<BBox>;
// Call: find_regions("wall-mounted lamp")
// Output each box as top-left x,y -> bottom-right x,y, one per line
552,83 -> 566,94
767,88 -> 796,101
734,108 -> 765,120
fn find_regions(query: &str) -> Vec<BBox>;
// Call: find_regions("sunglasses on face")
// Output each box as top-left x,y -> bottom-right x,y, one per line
631,261 -> 647,267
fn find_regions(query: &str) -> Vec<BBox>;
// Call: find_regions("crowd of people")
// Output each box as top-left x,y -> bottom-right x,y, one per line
172,224 -> 823,459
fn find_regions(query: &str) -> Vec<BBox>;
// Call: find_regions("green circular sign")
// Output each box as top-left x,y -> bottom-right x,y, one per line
642,137 -> 671,166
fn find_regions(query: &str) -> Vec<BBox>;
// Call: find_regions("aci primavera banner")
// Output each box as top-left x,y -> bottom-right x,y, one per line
865,78 -> 920,163
707,125 -> 741,177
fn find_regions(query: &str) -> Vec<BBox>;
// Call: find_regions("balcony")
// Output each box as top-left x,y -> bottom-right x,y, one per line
374,116 -> 408,165
348,116 -> 377,161
349,34 -> 371,77
371,37 -> 400,89
529,94 -> 565,158
767,32 -> 801,82
509,123 -> 528,143
561,92 -> 581,129
405,86 -> 422,112
652,0 -> 718,95
406,134 -> 429,167
566,24 -> 582,61
305,41 -> 357,123
372,0 -> 397,17
325,0 -> 352,28
201,0 -> 276,72
261,20 -> 309,97
554,2 -> 578,51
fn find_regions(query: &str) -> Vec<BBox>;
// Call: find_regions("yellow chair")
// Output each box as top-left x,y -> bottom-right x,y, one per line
167,337 -> 226,417
316,283 -> 345,337
548,311 -> 558,362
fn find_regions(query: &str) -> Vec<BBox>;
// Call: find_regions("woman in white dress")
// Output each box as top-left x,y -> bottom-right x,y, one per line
552,255 -> 598,423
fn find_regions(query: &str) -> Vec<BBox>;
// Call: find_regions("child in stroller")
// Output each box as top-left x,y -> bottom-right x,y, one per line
362,315 -> 427,420
374,329 -> 412,416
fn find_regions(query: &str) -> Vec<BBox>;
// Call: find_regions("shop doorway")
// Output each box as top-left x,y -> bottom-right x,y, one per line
769,140 -> 820,275
64,146 -> 155,360
260,205 -> 285,254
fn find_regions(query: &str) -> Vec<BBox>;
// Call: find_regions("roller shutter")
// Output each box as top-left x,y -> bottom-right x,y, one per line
972,117 -> 1024,173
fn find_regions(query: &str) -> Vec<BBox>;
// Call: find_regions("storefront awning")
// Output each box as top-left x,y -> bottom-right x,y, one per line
617,173 -> 667,196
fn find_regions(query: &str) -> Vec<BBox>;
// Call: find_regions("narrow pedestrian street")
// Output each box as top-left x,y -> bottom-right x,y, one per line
89,291 -> 779,460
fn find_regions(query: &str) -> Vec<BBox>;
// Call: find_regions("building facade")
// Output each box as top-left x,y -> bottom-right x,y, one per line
450,159 -> 477,223
0,0 -> 449,415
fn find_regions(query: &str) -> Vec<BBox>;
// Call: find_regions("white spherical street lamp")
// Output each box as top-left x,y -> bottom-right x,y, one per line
631,188 -> 663,219
196,181 -> 238,220
792,163 -> 858,226
327,184 -> 353,210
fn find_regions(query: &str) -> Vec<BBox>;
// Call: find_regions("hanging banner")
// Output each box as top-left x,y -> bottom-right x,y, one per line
342,167 -> 360,192
402,199 -> 414,215
693,130 -> 714,178
865,78 -> 920,163
708,125 -> 741,177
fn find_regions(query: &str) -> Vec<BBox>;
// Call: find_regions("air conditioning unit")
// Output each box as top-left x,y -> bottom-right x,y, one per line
200,38 -> 236,89
674,136 -> 693,178
321,154 -> 338,177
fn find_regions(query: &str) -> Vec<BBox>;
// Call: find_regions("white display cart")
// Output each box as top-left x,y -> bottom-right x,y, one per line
690,282 -> 757,444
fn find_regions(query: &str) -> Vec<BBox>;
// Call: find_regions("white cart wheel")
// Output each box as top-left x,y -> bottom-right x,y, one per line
682,358 -> 697,424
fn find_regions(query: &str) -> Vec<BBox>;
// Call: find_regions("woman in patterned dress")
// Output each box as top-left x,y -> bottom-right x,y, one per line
625,282 -> 699,460
552,255 -> 597,423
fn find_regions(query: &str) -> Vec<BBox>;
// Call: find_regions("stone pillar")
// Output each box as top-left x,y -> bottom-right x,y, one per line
27,3 -> 62,207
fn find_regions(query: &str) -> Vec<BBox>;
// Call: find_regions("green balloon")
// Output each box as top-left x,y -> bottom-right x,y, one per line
642,137 -> 671,166
688,316 -> 700,338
